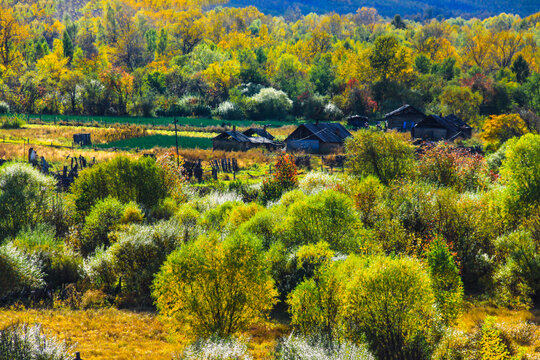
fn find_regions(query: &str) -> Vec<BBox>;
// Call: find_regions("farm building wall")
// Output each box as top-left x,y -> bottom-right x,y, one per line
319,142 -> 344,154
413,127 -> 448,141
387,114 -> 424,132
213,140 -> 248,151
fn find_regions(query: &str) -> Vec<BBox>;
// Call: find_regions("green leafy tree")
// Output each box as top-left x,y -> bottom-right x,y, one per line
344,256 -> 435,360
511,54 -> 530,83
439,86 -> 482,125
282,190 -> 363,252
310,54 -> 335,96
0,243 -> 44,297
152,233 -> 278,337
71,156 -> 167,214
346,130 -> 415,185
288,251 -> 343,341
0,163 -> 54,240
500,133 -> 540,215
62,30 -> 73,62
368,35 -> 408,82
391,14 -> 406,29
426,237 -> 463,326
523,72 -> 540,114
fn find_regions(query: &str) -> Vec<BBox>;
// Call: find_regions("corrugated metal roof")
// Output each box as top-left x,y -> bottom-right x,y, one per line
384,104 -> 425,118
286,123 -> 352,143
415,114 -> 472,134
243,128 -> 275,140
213,131 -> 276,144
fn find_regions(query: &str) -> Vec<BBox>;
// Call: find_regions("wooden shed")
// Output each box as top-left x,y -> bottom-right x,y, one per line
384,105 -> 426,132
285,123 -> 352,154
347,115 -> 369,129
212,130 -> 280,151
412,114 -> 472,141
73,133 -> 92,146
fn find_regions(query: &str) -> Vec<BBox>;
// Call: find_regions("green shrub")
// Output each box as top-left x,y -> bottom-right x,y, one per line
79,197 -> 126,256
500,133 -> 540,218
199,201 -> 241,233
237,208 -> 282,250
176,337 -> 252,360
425,237 -> 463,326
417,143 -> 489,191
0,101 -> 9,114
351,175 -> 385,228
83,246 -> 117,293
14,225 -> 82,289
346,130 -> 415,185
0,243 -> 44,297
215,101 -> 243,120
275,334 -> 375,360
288,260 -> 343,340
0,163 -> 55,240
281,190 -> 364,253
246,87 -> 292,120
0,116 -> 25,129
71,156 -> 167,214
0,324 -> 74,360
343,256 -> 435,360
153,232 -> 278,337
493,230 -> 539,308
108,220 -> 181,305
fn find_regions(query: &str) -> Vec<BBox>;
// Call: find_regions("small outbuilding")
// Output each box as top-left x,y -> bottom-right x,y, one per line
384,105 -> 426,132
285,123 -> 352,154
347,115 -> 369,129
73,133 -> 92,146
212,128 -> 280,151
412,114 -> 472,141
242,127 -> 274,140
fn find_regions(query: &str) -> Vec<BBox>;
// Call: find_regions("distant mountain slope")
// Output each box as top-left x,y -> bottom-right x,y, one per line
226,0 -> 538,19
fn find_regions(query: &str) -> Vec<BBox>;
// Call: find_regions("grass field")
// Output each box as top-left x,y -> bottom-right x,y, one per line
0,308 -> 288,360
14,114 -> 295,128
94,134 -> 213,150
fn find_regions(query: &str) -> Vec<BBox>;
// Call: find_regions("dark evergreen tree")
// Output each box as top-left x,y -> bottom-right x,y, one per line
391,14 -> 407,29
512,54 -> 530,83
62,30 -> 74,62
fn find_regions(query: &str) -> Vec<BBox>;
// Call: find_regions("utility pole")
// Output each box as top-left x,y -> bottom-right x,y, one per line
173,117 -> 179,167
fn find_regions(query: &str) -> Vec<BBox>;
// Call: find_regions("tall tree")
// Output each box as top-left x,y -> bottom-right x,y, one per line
368,35 -> 408,82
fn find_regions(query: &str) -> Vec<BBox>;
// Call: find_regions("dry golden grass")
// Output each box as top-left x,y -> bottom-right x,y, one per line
0,308 -> 184,360
0,125 -> 118,147
453,304 -> 540,356
0,308 -> 290,360
456,304 -> 540,332
0,143 -> 135,164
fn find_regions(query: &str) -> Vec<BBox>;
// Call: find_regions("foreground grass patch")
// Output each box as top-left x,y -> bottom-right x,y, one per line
0,308 -> 183,360
0,308 -> 289,359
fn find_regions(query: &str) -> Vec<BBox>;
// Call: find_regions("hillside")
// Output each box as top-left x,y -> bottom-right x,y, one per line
226,0 -> 538,19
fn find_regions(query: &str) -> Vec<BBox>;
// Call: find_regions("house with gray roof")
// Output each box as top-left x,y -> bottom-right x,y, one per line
212,127 -> 280,151
384,104 -> 426,132
285,123 -> 352,154
412,114 -> 472,141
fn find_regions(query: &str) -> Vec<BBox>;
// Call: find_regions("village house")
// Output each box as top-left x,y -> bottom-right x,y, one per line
347,115 -> 369,130
384,104 -> 426,132
212,127 -> 280,151
285,122 -> 352,154
412,114 -> 473,141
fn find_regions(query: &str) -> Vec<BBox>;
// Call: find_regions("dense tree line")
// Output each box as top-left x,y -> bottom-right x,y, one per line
0,0 -> 538,125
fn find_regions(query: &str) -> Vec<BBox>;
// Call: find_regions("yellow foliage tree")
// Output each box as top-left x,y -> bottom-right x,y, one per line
482,114 -> 529,146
